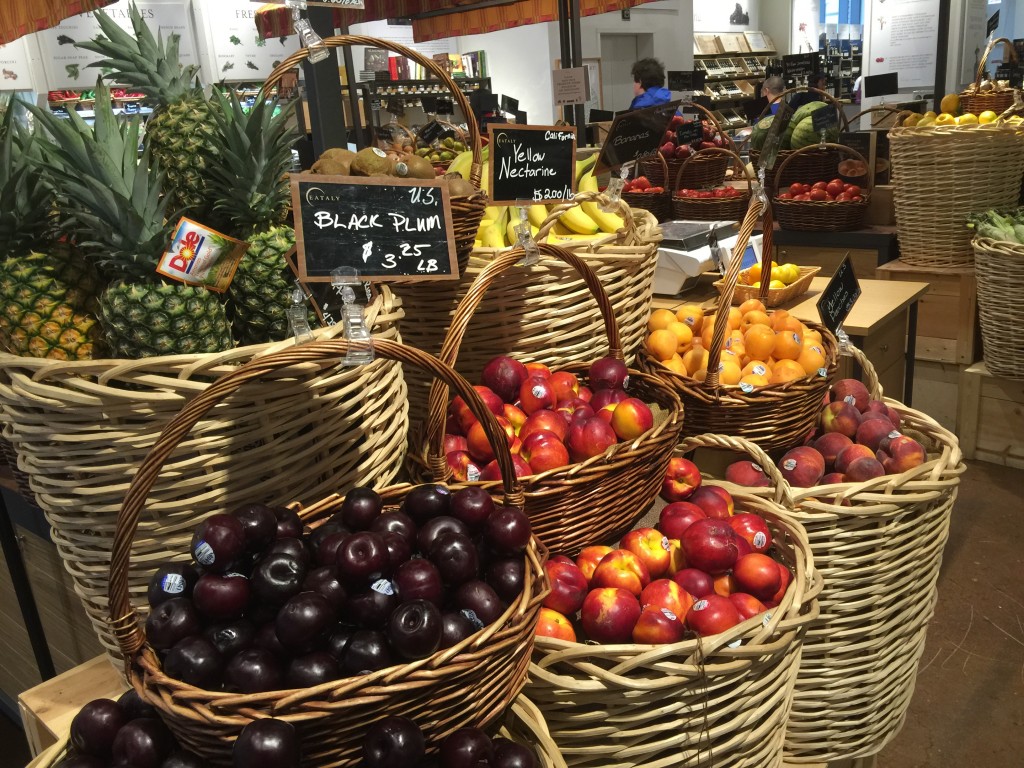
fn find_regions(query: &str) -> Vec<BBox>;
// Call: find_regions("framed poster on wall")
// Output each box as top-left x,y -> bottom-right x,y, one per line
0,36 -> 34,90
552,58 -> 602,122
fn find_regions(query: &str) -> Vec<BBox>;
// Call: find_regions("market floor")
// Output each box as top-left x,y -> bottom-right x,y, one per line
0,460 -> 1021,767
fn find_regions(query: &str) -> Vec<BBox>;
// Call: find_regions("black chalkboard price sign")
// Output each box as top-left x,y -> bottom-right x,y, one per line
487,124 -> 577,206
816,254 -> 861,334
812,107 -> 838,132
594,100 -> 681,175
290,174 -> 459,282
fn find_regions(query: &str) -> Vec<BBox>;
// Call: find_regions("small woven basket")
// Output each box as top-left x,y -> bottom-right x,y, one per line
261,35 -> 487,273
526,432 -> 821,768
715,265 -> 821,308
414,243 -> 684,555
888,118 -> 1024,267
672,146 -> 752,221
772,143 -> 872,231
425,119 -> 469,174
972,235 -> 1024,378
637,197 -> 840,451
960,37 -> 1019,116
640,101 -> 733,191
108,337 -> 548,765
622,152 -> 672,222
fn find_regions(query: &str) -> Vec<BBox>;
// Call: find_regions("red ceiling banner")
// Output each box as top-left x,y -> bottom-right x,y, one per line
0,0 -> 117,46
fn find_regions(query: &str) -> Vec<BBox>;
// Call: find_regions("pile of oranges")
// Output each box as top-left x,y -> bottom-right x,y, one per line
645,299 -> 828,389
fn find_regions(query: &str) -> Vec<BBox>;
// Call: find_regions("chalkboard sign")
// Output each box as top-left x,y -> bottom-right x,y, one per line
487,124 -> 577,205
681,94 -> 714,111
594,100 -> 680,175
290,173 -> 459,282
668,70 -> 706,91
501,95 -> 519,113
420,96 -> 438,114
782,52 -> 819,80
995,64 -> 1024,87
816,255 -> 861,334
419,120 -> 444,144
676,121 -> 702,145
437,99 -> 454,116
812,107 -> 838,132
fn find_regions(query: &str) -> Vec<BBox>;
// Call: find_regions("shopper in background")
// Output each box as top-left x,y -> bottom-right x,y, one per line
629,58 -> 671,110
789,73 -> 829,110
762,76 -> 785,114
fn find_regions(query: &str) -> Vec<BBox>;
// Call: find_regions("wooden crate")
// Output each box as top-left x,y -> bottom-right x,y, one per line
875,259 -> 979,365
957,362 -> 1024,469
913,360 -> 964,433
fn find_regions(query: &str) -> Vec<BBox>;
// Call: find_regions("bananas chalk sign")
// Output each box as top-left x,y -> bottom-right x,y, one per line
487,124 -> 578,206
595,101 -> 681,175
290,174 -> 459,282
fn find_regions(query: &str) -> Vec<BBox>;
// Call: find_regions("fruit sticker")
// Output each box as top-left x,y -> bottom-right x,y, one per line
371,578 -> 395,595
193,541 -> 215,567
157,217 -> 248,293
161,573 -> 186,594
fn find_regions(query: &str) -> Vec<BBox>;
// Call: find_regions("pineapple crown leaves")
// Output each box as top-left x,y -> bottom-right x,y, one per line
0,100 -> 57,256
207,89 -> 298,234
26,84 -> 176,279
75,2 -> 202,104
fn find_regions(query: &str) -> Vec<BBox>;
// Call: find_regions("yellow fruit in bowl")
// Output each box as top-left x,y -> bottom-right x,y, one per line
934,113 -> 956,126
769,279 -> 787,290
779,263 -> 800,284
902,113 -> 921,127
956,113 -> 978,125
921,110 -> 937,120
979,110 -> 998,124
939,93 -> 960,115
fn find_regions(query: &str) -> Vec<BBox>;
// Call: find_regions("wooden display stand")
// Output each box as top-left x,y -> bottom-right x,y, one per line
957,362 -> 1024,469
771,225 -> 899,280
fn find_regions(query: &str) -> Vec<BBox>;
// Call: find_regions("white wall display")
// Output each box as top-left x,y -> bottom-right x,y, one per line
866,0 -> 941,88
37,1 -> 196,90
0,37 -> 34,90
962,0 -> 992,85
202,0 -> 295,80
693,1 -> 760,32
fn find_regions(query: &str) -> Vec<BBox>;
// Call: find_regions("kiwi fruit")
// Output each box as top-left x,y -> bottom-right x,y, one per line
444,174 -> 476,197
396,154 -> 436,180
310,157 -> 350,175
350,147 -> 393,177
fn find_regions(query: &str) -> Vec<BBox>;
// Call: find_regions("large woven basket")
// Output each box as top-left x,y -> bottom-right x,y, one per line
960,37 -> 1019,116
398,193 -> 661,423
672,146 -> 752,221
261,35 -> 487,273
772,143 -> 872,231
108,337 -> 548,764
526,432 -> 821,768
0,291 -> 406,665
716,345 -> 965,763
972,235 -> 1024,378
414,243 -> 684,555
640,101 -> 733,191
637,197 -> 840,451
622,152 -> 671,222
888,120 -> 1024,267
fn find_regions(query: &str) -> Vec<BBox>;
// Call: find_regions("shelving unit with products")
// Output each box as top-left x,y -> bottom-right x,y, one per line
819,0 -> 864,100
693,32 -> 776,129
360,77 -> 491,140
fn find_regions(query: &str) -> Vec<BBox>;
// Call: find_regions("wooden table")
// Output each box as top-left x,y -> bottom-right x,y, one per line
653,276 -> 930,404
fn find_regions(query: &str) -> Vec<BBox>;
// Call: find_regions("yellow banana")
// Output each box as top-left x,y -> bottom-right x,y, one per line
558,204 -> 600,235
578,170 -> 598,193
484,205 -> 509,231
447,149 -> 474,181
526,204 -> 549,228
578,171 -> 625,234
575,153 -> 599,183
480,221 -> 506,249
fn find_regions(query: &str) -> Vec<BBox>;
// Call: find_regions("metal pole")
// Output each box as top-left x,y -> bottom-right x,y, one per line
933,0 -> 952,111
558,0 -> 573,123
337,23 -> 364,148
303,6 -> 347,155
570,0 -> 586,129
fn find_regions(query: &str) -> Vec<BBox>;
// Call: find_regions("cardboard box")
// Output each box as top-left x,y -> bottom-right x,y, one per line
957,362 -> 1024,468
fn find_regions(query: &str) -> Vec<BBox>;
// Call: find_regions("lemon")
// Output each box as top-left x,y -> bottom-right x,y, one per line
780,263 -> 800,284
921,110 -> 937,120
903,113 -> 922,127
940,93 -> 960,114
770,264 -> 785,282
956,113 -> 979,125
769,280 -> 787,290
979,110 -> 998,124
935,113 -> 956,126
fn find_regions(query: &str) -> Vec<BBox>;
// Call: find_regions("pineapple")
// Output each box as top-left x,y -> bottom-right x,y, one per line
29,86 -> 234,359
75,3 -> 219,222
0,102 -> 104,360
207,89 -> 307,345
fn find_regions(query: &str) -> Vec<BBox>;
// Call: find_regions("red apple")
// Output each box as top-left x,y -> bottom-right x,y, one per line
639,578 -> 694,619
519,410 -> 569,443
660,456 -> 701,501
610,398 -> 654,441
620,528 -> 672,579
443,434 -> 468,454
632,605 -> 687,644
688,485 -> 734,519
575,546 -> 613,584
509,436 -> 523,455
445,412 -> 463,437
543,560 -> 589,616
550,555 -> 575,566
535,607 -> 576,642
732,553 -> 782,601
686,594 -> 741,636
447,450 -> 483,482
771,562 -> 792,603
503,403 -> 528,435
479,455 -> 531,482
590,388 -> 628,411
681,519 -> 738,575
524,362 -> 552,379
672,568 -> 715,598
520,431 -> 570,473
658,502 -> 706,540
548,371 -> 580,403
591,549 -> 651,596
566,417 -> 618,461
580,587 -> 642,643
729,592 -> 768,620
519,376 -> 556,414
728,513 -> 772,554
481,355 -> 529,403
589,357 -> 629,391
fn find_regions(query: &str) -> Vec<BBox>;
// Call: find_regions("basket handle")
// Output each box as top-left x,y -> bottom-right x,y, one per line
108,338 -> 524,663
535,191 -> 637,244
846,105 -> 912,128
678,433 -> 796,509
423,242 -> 623,476
843,342 -> 883,400
637,149 -> 669,186
672,146 -> 753,192
260,35 -> 483,187
975,37 -> 1018,89
771,142 -> 874,198
754,86 -> 851,132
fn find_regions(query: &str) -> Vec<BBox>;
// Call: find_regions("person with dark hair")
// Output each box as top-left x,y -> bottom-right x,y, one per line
629,58 -> 671,109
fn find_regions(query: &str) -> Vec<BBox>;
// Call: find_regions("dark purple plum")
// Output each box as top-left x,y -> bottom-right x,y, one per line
455,580 -> 506,626
233,718 -> 300,768
145,597 -> 201,651
399,484 -> 452,525
438,727 -> 494,768
191,514 -> 246,573
325,625 -> 356,660
70,698 -> 127,758
253,623 -> 289,660
193,572 -> 251,621
160,751 -> 206,768
273,507 -> 304,539
303,565 -> 348,612
231,503 -> 278,552
111,718 -> 172,768
449,487 -> 495,533
203,618 -> 256,658
340,487 -> 384,530
439,611 -> 476,649
275,591 -> 336,653
285,651 -> 340,688
381,531 -> 413,573
55,755 -> 105,768
163,636 -> 223,689
336,532 -> 390,581
493,738 -> 538,768
305,521 -> 348,560
429,532 -> 479,587
265,537 -> 310,566
393,558 -> 444,606
486,557 -> 525,604
387,599 -> 442,660
362,715 -> 425,768
251,553 -> 307,605
146,563 -> 199,607
226,648 -> 284,693
416,516 -> 469,555
368,511 -> 417,543
117,689 -> 157,722
345,584 -> 398,629
340,630 -> 394,676
484,507 -> 532,556
314,531 -> 349,567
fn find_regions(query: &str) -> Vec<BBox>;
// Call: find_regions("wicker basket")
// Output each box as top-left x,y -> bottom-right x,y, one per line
261,36 -> 487,273
637,196 -> 840,451
733,345 -> 964,763
772,143 -> 872,231
622,152 -> 672,222
972,235 -> 1024,378
715,265 -> 821,308
414,243 -> 684,555
107,337 -> 548,764
526,432 -> 821,768
888,120 -> 1024,267
672,146 -> 752,221
398,193 -> 661,423
0,291 -> 406,665
960,37 -> 1019,116
424,119 -> 469,175
640,101 -> 734,191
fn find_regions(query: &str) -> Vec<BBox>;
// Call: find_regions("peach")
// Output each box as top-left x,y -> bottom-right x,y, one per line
713,572 -> 737,597
688,485 -> 734,519
479,455 -> 531,482
525,362 -> 552,378
845,456 -> 885,482
621,528 -> 672,579
567,417 -> 618,461
778,446 -> 825,487
580,587 -> 642,643
610,398 -> 655,441
725,460 -> 772,487
661,456 -> 702,501
447,450 -> 483,482
632,605 -> 687,644
519,376 -> 556,414
820,472 -> 846,484
575,545 -> 614,583
883,435 -> 927,474
509,436 -> 522,455
658,502 -> 706,539
588,357 -> 629,391
548,371 -> 580,403
543,560 -> 589,616
481,355 -> 529,404
550,555 -> 575,566
831,379 -> 870,412
536,607 -> 577,642
519,409 -> 569,443
520,431 -> 570,474
820,401 -> 860,438
672,568 -> 715,598
445,412 -> 463,437
640,578 -> 695,619
578,386 -> 593,402
732,553 -> 782,601
813,432 -> 853,472
834,443 -> 875,475
554,398 -> 589,422
595,403 -> 617,424
856,416 -> 895,452
591,549 -> 652,596
666,538 -> 687,575
503,403 -> 528,434
728,592 -> 768,620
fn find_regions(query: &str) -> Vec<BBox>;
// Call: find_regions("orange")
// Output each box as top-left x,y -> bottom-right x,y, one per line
739,373 -> 770,389
797,344 -> 827,375
740,310 -> 771,332
769,309 -> 790,331
770,359 -> 807,384
738,298 -> 766,315
803,328 -> 822,344
773,314 -> 804,335
663,354 -> 687,375
744,324 -> 776,361
727,307 -> 743,331
665,321 -> 694,351
648,308 -> 677,332
716,360 -> 742,385
647,329 -> 678,361
675,304 -> 704,333
742,360 -> 772,378
743,261 -> 763,285
682,343 -> 707,375
772,329 -> 803,361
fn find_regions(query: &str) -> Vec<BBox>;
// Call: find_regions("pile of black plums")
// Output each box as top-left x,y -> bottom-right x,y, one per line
363,717 -> 538,768
145,485 -> 533,693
